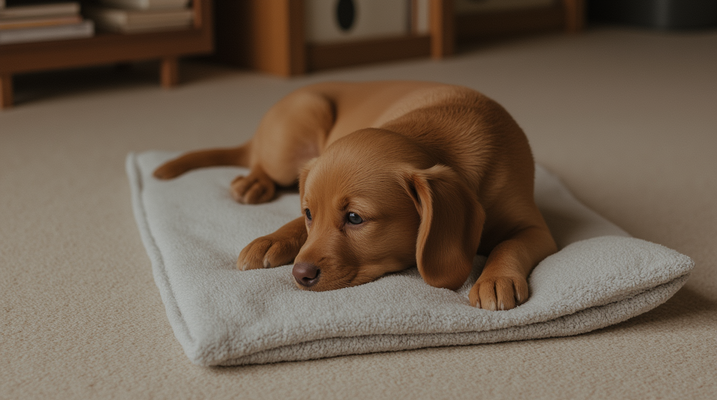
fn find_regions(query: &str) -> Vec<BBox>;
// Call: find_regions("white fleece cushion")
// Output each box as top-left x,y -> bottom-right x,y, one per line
126,152 -> 694,366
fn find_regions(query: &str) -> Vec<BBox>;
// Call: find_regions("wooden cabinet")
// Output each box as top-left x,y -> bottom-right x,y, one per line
455,0 -> 584,41
214,0 -> 454,77
0,0 -> 213,109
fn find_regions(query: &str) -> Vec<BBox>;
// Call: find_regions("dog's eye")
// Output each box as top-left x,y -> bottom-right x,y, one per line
305,209 -> 312,221
347,212 -> 363,225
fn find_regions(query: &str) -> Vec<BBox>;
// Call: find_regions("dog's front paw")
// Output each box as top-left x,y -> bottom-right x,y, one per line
237,235 -> 301,271
468,274 -> 529,311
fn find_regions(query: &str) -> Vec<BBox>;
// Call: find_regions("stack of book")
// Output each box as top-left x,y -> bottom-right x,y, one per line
0,0 -> 94,45
85,0 -> 192,34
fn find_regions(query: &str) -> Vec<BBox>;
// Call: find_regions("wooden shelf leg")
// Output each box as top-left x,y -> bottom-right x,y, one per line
160,57 -> 179,88
430,0 -> 455,59
1,74 -> 13,109
563,0 -> 586,33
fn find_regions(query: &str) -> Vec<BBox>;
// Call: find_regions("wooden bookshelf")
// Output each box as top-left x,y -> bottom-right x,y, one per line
0,0 -> 213,109
214,0 -> 453,77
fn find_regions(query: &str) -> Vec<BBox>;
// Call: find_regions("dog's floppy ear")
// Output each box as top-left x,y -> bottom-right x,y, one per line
400,165 -> 485,290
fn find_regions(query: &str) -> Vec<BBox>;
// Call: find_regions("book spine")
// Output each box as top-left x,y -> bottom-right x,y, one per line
0,3 -> 81,19
99,0 -> 190,11
0,20 -> 93,45
0,15 -> 82,30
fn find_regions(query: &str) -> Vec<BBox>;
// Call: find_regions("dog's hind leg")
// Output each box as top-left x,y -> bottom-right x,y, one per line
231,89 -> 335,204
229,165 -> 276,204
155,88 -> 334,204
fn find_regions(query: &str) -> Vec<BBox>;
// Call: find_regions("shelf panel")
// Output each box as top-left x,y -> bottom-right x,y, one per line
1,28 -> 212,74
455,5 -> 566,40
307,35 -> 432,72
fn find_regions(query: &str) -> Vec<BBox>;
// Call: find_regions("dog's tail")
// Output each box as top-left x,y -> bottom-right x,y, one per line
153,143 -> 251,180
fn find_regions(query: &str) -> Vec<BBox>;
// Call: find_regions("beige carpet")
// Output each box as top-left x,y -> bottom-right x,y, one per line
2,28 -> 716,399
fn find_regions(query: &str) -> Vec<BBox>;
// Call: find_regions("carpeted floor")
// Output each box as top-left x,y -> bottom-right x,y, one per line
1,28 -> 716,399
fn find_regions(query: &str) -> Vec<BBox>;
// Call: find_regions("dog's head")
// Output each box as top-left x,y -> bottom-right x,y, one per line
292,129 -> 484,292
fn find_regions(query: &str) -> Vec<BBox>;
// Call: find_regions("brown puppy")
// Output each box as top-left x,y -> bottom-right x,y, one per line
154,81 -> 557,310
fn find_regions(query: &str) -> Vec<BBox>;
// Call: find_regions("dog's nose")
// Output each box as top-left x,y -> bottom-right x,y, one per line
292,262 -> 320,287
